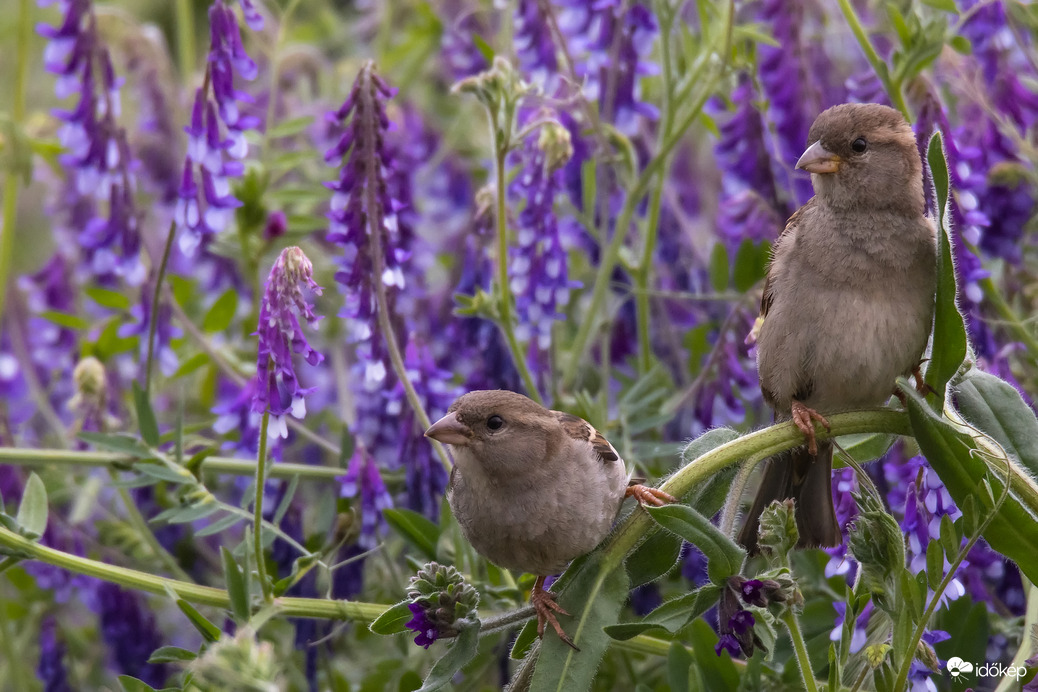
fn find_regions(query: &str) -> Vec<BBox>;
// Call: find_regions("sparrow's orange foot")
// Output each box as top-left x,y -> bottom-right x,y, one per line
625,484 -> 677,507
791,399 -> 830,455
912,365 -> 935,396
531,577 -> 578,651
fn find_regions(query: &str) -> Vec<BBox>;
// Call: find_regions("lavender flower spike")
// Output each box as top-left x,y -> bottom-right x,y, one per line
253,246 -> 324,439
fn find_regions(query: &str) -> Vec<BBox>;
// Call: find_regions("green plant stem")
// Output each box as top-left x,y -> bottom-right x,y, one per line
782,610 -> 819,692
143,221 -> 176,395
109,469 -> 193,583
600,408 -> 909,572
994,578 -> 1037,692
0,447 -> 344,480
254,412 -> 273,602
0,0 -> 32,328
173,0 -> 195,80
0,521 -> 384,621
979,275 -> 1038,356
0,607 -> 30,692
835,0 -> 909,118
492,124 -> 543,404
634,5 -> 676,376
562,0 -> 733,391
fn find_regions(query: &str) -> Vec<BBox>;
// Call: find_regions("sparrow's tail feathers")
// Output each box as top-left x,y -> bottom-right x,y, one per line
737,442 -> 840,554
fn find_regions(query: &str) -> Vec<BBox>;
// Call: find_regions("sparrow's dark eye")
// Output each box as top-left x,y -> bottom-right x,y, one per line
487,415 -> 504,431
851,137 -> 867,153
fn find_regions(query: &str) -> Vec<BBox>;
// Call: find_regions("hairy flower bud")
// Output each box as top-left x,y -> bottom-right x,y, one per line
404,562 -> 480,647
190,628 -> 281,691
757,499 -> 799,558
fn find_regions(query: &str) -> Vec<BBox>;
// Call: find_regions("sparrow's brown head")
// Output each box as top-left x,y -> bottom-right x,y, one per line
797,103 -> 923,214
425,390 -> 556,471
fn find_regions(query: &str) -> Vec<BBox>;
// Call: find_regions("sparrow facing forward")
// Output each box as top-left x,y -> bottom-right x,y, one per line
425,390 -> 674,649
738,103 -> 937,553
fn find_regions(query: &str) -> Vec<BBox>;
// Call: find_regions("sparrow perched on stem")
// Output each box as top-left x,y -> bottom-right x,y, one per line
425,390 -> 675,649
738,103 -> 937,553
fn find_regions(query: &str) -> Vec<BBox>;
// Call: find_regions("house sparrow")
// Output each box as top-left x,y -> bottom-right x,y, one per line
737,103 -> 937,553
425,390 -> 675,649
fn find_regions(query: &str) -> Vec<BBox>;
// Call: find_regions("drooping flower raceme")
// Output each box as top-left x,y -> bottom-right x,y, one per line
324,60 -> 412,392
39,0 -> 144,284
174,1 -> 261,256
252,247 -> 324,439
509,114 -> 579,360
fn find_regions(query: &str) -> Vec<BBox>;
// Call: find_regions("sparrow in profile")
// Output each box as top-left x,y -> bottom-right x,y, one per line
738,103 -> 937,553
425,390 -> 675,649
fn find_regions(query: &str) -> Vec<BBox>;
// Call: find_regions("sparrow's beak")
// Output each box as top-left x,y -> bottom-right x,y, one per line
425,412 -> 472,446
796,140 -> 842,174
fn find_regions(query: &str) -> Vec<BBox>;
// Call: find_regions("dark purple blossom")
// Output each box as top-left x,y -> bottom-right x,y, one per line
441,7 -> 492,80
715,633 -> 742,657
37,617 -> 72,692
39,0 -> 144,284
830,600 -> 873,654
95,583 -> 168,687
515,0 -> 558,79
339,446 -> 393,549
405,601 -> 439,649
252,246 -> 324,439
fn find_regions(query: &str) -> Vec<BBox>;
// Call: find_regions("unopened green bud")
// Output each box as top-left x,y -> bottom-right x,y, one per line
847,492 -> 906,612
758,499 -> 798,558
189,628 -> 281,692
537,120 -> 573,173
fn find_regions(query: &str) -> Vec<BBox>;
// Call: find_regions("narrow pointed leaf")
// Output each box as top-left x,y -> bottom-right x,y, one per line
16,473 -> 48,539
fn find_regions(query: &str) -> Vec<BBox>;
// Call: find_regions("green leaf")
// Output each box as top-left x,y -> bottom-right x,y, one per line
383,508 -> 441,560
117,676 -> 157,692
836,433 -> 895,466
708,242 -> 729,292
688,618 -> 739,690
603,585 -> 720,640
667,641 -> 694,692
85,286 -> 131,311
904,386 -> 1038,585
132,382 -> 160,447
135,462 -> 194,485
201,289 -> 238,333
644,504 -> 745,584
266,115 -> 315,139
175,598 -> 222,643
78,432 -> 153,457
39,310 -> 89,330
195,513 -> 241,537
222,546 -> 250,622
527,555 -> 630,691
147,646 -> 198,664
924,132 -> 967,398
732,239 -> 769,292
369,600 -> 415,636
16,473 -> 48,539
921,0 -> 956,11
953,367 -> 1038,478
925,540 -> 943,591
417,623 -> 480,692
625,529 -> 682,588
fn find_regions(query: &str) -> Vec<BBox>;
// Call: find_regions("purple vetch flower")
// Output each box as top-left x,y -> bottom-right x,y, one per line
715,633 -> 742,657
515,0 -> 558,79
441,7 -> 492,80
830,600 -> 873,654
252,247 -> 324,439
37,617 -> 73,692
711,75 -> 788,247
339,446 -> 393,549
173,1 -> 261,255
95,583 -> 168,687
508,114 -> 580,367
324,61 -> 411,392
239,0 -> 264,30
756,0 -> 816,205
38,0 -> 144,284
405,601 -> 439,649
